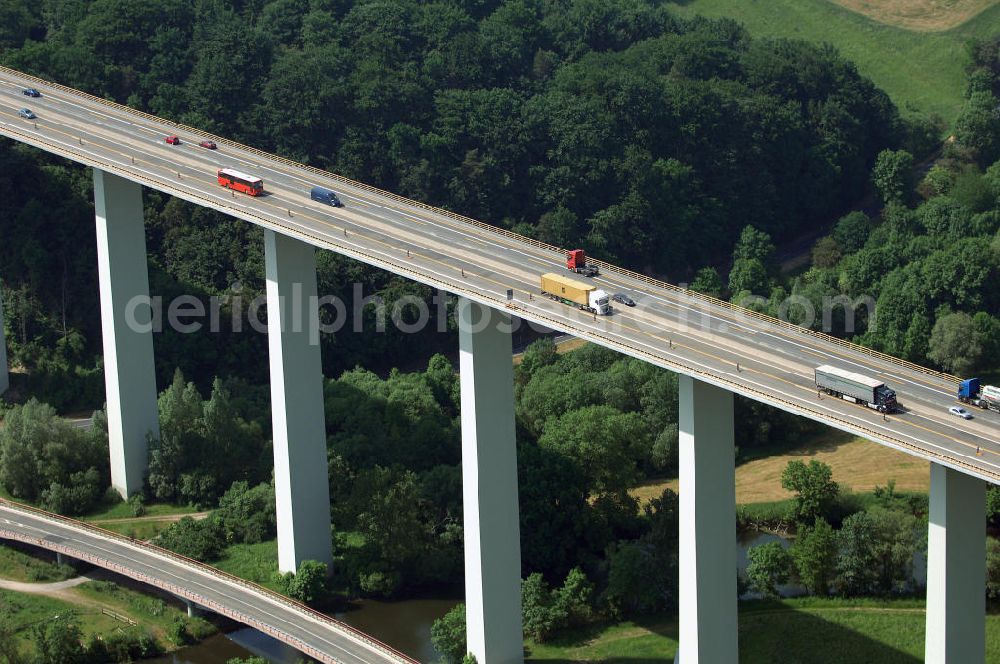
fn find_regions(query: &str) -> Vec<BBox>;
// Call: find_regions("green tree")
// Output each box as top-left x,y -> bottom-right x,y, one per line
602,541 -> 669,617
956,91 -> 1000,165
780,460 -> 839,524
0,603 -> 24,664
521,573 -> 566,642
811,236 -> 842,268
281,559 -> 329,604
973,312 -> 1000,370
153,516 -> 225,561
837,511 -> 879,595
837,509 -> 918,595
430,603 -> 467,664
987,538 -> 1000,601
689,267 -> 723,298
746,541 -> 791,599
872,149 -> 915,205
0,398 -> 108,511
728,259 -> 769,296
537,405 -> 650,497
733,226 -> 776,265
31,612 -> 84,664
790,518 -> 838,596
833,211 -> 872,253
217,481 -> 277,544
554,567 -> 594,626
928,312 -> 983,375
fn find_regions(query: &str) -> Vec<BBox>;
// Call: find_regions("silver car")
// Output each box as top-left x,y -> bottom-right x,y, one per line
18,108 -> 36,119
948,406 -> 973,420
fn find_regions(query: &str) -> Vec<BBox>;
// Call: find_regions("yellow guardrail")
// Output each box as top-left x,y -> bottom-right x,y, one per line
0,64 -> 961,386
1,110 -> 989,485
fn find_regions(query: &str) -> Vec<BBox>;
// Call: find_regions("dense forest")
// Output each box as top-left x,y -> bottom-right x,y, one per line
707,41 -> 1000,377
0,0 -> 912,402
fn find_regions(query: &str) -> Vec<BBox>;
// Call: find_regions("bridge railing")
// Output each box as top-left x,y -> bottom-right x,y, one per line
0,66 -> 960,386
0,498 -> 418,664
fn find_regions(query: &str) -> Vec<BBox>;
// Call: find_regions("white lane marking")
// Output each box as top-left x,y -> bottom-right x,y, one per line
3,92 -> 995,461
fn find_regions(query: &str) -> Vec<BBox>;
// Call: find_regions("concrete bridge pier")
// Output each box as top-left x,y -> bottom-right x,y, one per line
677,376 -> 737,664
264,230 -> 333,574
925,462 -> 986,664
458,298 -> 524,664
94,170 -> 160,499
0,279 -> 8,395
184,599 -> 201,618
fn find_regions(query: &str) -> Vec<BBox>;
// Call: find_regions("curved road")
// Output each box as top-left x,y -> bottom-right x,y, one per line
0,65 -> 997,489
0,501 -> 416,664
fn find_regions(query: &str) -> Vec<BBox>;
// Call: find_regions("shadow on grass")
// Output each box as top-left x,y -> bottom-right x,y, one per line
525,603 -> 923,663
740,602 -> 923,664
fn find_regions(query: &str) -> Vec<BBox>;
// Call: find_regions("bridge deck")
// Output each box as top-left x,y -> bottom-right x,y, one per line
0,501 -> 416,664
0,65 -> 997,488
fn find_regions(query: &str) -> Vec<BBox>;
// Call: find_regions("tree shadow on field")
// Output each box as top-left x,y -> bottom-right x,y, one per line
739,604 -> 922,664
781,428 -> 856,457
525,605 -> 924,663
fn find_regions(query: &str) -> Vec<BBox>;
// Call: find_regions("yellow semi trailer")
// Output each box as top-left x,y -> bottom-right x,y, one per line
540,273 -> 612,315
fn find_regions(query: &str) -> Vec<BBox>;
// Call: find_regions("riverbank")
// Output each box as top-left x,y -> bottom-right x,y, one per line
525,598 -> 1000,662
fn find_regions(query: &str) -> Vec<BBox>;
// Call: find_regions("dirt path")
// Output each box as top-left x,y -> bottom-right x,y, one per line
88,511 -> 210,525
0,569 -> 110,593
827,0 -> 999,31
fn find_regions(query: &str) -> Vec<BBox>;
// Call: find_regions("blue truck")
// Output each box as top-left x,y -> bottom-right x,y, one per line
958,378 -> 1000,412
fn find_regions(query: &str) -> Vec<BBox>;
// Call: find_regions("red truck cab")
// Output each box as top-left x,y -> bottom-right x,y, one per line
567,249 -> 599,277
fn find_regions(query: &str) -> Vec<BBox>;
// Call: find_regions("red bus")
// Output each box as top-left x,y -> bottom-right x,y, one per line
217,168 -> 264,196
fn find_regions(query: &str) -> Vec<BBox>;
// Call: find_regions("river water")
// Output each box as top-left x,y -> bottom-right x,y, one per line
147,597 -> 460,663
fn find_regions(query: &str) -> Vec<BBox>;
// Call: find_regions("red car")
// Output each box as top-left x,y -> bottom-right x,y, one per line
164,135 -> 181,145
198,140 -> 217,149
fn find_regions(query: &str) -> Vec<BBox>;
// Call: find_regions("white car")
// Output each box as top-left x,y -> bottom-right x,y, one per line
949,406 -> 973,420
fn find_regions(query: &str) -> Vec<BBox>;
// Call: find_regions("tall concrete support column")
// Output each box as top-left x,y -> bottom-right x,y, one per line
0,281 -> 8,395
458,298 -> 523,664
925,462 -> 986,664
94,170 -> 160,499
678,376 -> 737,664
265,230 -> 333,574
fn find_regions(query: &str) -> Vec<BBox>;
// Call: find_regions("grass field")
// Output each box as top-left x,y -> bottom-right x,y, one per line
73,580 -> 215,643
212,540 -> 284,593
525,599 -> 1000,662
632,429 -> 930,506
0,544 -> 74,583
671,0 -> 1000,124
0,583 -> 214,656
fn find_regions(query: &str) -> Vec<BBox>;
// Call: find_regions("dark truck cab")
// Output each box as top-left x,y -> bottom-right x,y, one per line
310,185 -> 342,207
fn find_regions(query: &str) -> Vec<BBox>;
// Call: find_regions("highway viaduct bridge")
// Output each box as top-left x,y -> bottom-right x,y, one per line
0,65 -> 996,663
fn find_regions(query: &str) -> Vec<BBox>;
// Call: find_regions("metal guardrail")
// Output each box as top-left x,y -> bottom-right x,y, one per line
0,65 -> 960,386
0,499 -> 418,664
0,117 -> 988,482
